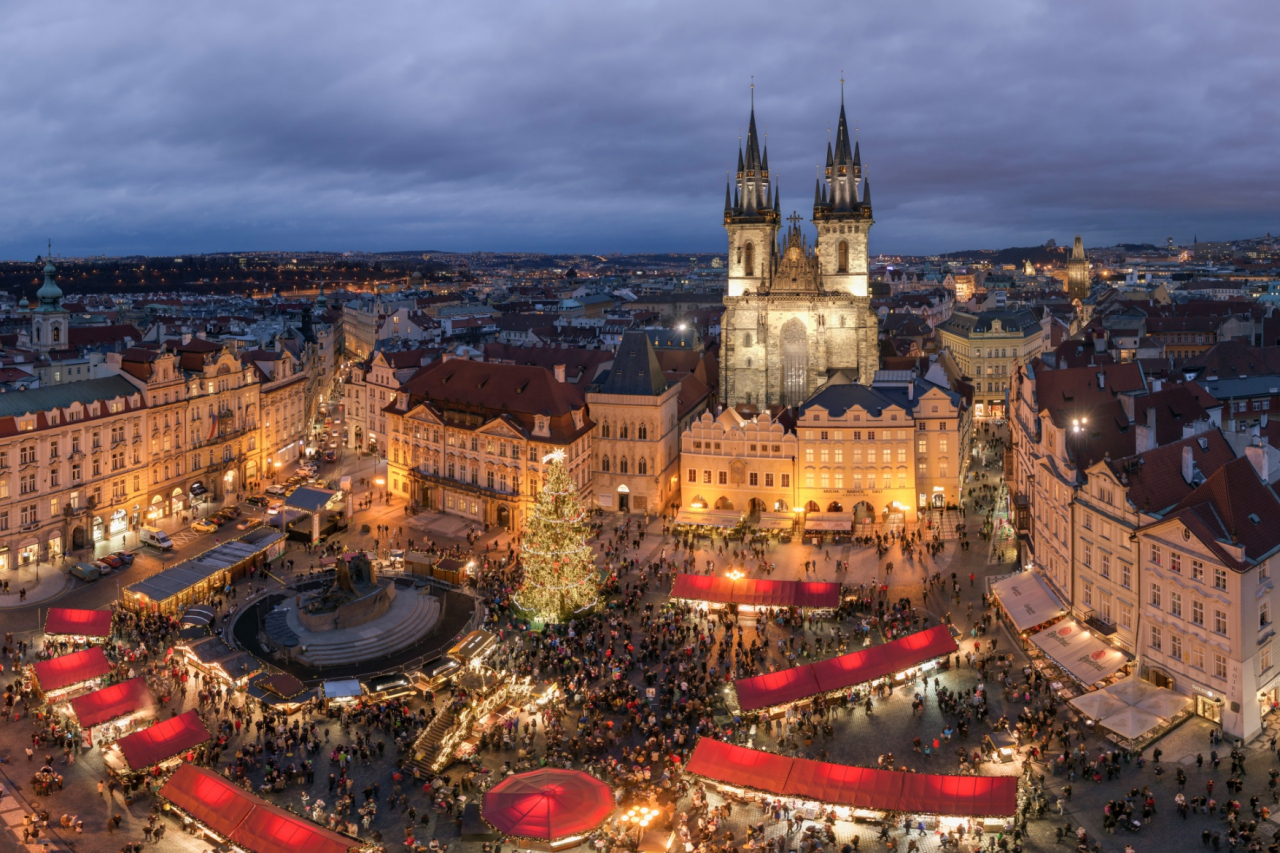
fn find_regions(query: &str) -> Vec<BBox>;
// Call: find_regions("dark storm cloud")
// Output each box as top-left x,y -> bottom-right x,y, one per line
4,0 -> 1280,257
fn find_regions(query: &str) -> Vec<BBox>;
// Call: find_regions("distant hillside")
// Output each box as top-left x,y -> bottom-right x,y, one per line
939,245 -> 1068,266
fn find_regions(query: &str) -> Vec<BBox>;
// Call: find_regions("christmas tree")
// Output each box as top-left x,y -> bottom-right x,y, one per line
514,450 -> 600,624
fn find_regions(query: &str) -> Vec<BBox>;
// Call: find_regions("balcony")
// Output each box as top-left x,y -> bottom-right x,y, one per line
409,467 -> 519,500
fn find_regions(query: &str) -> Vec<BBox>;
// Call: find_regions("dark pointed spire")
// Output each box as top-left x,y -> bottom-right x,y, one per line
761,146 -> 768,172
745,106 -> 762,169
861,179 -> 871,208
737,146 -> 744,173
766,182 -> 772,210
725,180 -> 733,213
826,142 -> 834,168
822,183 -> 828,205
853,140 -> 861,170
774,182 -> 780,214
814,178 -> 822,206
834,103 -> 854,164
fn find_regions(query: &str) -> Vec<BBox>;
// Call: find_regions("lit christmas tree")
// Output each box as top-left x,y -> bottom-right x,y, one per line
514,450 -> 600,624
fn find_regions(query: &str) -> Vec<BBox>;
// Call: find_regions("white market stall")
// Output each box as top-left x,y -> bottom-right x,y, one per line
1029,620 -> 1128,687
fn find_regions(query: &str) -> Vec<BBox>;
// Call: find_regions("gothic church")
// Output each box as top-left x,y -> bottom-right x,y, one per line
719,99 -> 879,409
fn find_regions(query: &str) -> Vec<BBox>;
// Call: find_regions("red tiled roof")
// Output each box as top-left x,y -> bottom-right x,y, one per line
1159,456 -> 1280,570
1114,429 -> 1237,515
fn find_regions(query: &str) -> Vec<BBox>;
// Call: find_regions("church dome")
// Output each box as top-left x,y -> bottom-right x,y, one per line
35,259 -> 63,311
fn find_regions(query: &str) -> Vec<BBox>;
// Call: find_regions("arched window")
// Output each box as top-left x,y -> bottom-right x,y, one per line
743,332 -> 753,348
638,458 -> 648,475
838,241 -> 849,273
601,456 -> 610,472
52,326 -> 60,344
620,424 -> 629,439
601,423 -> 610,438
637,423 -> 647,440
744,242 -> 755,276
619,457 -> 628,474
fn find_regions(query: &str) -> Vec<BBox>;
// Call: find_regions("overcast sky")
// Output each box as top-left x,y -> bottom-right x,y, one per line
5,0 -> 1280,259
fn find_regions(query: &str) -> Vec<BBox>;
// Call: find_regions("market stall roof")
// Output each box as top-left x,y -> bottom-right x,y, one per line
160,764 -> 356,853
1101,675 -> 1161,706
160,764 -> 257,836
31,647 -> 112,693
803,512 -> 853,532
68,677 -> 154,729
481,769 -> 616,842
1029,620 -> 1128,686
990,571 -> 1067,632
116,710 -> 211,771
673,509 -> 742,528
230,803 -> 356,853
733,666 -> 822,713
1134,689 -> 1191,719
684,739 -> 1017,818
44,608 -> 112,638
754,513 -> 794,530
448,629 -> 497,662
323,679 -> 363,700
733,626 -> 957,712
1068,691 -> 1131,722
125,529 -> 284,605
255,673 -> 308,700
671,574 -> 840,609
181,606 -> 216,627
685,738 -> 796,794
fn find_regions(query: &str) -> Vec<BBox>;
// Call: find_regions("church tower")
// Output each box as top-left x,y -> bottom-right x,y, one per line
719,92 -> 880,410
724,97 -> 780,298
1066,235 -> 1089,302
31,252 -> 68,353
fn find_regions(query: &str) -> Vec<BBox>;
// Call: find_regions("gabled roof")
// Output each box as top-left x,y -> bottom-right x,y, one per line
1112,429 -> 1236,515
1157,456 -> 1280,570
1032,361 -> 1146,428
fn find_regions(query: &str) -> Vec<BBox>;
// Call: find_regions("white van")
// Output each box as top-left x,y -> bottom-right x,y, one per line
140,526 -> 174,551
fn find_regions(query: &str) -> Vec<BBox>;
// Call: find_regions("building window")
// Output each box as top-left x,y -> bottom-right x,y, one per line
1264,600 -> 1273,628
1170,551 -> 1181,574
717,471 -> 727,485
1100,552 -> 1111,580
1121,563 -> 1132,590
1149,583 -> 1161,609
688,468 -> 696,483
1170,633 -> 1182,661
780,474 -> 790,488
1169,590 -> 1181,618
749,472 -> 758,486
1213,568 -> 1227,590
703,470 -> 711,484
1213,609 -> 1228,636
765,473 -> 774,487
1213,653 -> 1227,680
1150,625 -> 1162,653
805,471 -> 815,488
1082,582 -> 1092,607
1082,543 -> 1092,568
1120,603 -> 1133,630
1192,600 -> 1204,626
1263,645 -> 1274,672
1191,560 -> 1204,583
820,471 -> 830,488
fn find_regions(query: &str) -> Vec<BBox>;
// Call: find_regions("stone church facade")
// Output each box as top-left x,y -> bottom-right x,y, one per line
720,99 -> 879,409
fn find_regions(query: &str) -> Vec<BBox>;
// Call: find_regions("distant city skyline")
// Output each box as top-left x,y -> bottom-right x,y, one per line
7,0 -> 1280,260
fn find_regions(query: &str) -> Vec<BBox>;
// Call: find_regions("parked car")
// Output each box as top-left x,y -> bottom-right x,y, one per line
94,560 -> 114,575
236,517 -> 263,532
97,554 -> 123,569
267,501 -> 283,515
191,519 -> 218,534
265,484 -> 286,496
70,562 -> 101,582
112,551 -> 135,566
246,495 -> 270,507
323,450 -> 337,463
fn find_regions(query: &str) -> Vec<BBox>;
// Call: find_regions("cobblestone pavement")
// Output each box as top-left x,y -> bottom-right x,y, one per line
3,427 -> 1266,853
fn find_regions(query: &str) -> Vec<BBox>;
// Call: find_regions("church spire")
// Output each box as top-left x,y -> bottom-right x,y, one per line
725,179 -> 733,214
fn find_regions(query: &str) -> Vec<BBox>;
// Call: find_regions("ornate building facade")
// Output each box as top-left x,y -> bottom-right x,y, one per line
719,101 -> 879,409
1067,235 -> 1090,302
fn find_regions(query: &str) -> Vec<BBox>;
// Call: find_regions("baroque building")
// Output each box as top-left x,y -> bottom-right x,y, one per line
720,100 -> 879,409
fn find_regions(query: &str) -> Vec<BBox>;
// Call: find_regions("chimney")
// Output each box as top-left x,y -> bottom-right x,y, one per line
1097,371 -> 1105,390
182,333 -> 192,345
1182,445 -> 1195,485
554,364 -> 566,383
1246,444 -> 1270,483
1151,378 -> 1163,392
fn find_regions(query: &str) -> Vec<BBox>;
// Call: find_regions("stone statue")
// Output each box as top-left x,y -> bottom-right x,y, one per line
334,559 -> 356,594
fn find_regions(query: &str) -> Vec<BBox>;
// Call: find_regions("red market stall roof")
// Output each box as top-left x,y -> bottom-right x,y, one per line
482,769 -> 616,842
684,738 -> 797,794
230,804 -> 357,853
69,677 -> 153,729
734,625 -> 958,712
117,710 -> 211,771
671,574 -> 840,609
685,739 -> 1017,818
45,608 -> 113,638
160,764 -> 257,836
31,647 -> 112,693
160,764 -> 357,853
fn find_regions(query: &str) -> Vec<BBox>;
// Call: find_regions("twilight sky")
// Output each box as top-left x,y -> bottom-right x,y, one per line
5,0 -> 1280,259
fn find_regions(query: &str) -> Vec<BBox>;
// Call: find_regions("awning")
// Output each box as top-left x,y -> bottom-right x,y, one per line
1098,706 -> 1165,740
685,739 -> 1017,818
160,764 -> 356,853
733,626 -> 958,712
990,571 -> 1066,631
68,677 -> 154,728
45,608 -> 113,638
674,510 -> 742,528
116,710 -> 211,771
31,647 -> 112,693
755,513 -> 794,530
481,769 -> 615,842
671,573 -> 840,609
1029,619 -> 1128,686
323,679 -> 363,700
803,512 -> 853,532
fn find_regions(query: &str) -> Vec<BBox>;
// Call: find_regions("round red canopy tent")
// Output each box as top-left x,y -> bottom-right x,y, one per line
482,769 -> 614,842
